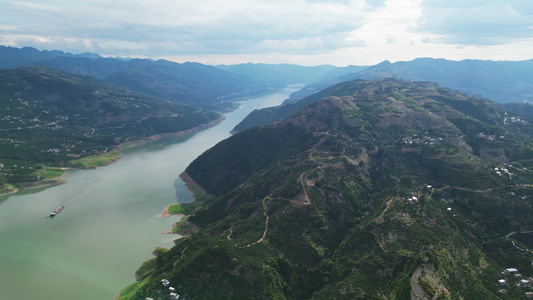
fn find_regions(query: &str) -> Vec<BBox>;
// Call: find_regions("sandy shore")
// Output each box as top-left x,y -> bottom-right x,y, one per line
159,204 -> 185,234
159,204 -> 185,218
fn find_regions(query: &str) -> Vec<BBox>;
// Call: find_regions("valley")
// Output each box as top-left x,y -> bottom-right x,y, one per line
1,45 -> 533,299
0,87 -> 298,300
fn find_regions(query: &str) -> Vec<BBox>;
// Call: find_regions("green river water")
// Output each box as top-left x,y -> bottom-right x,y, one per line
0,86 -> 298,299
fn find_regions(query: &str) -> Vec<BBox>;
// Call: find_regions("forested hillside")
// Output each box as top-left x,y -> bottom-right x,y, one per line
120,79 -> 533,299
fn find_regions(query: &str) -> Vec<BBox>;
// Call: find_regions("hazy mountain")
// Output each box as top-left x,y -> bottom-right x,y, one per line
33,56 -> 132,79
284,64 -> 369,103
233,58 -> 533,133
0,45 -> 102,69
217,63 -> 337,87
0,46 -> 275,111
120,78 -> 533,299
0,66 -> 220,185
106,60 -> 271,111
348,58 -> 533,103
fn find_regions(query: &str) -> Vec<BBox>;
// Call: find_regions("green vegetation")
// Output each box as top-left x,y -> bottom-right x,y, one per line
168,202 -> 203,216
0,183 -> 17,195
69,150 -> 122,169
35,165 -> 65,179
122,79 -> 533,299
0,66 -> 221,189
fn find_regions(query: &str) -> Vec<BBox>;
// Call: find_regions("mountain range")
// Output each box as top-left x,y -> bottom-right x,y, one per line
0,46 -> 273,111
120,78 -> 533,299
2,46 -> 533,298
234,58 -> 533,133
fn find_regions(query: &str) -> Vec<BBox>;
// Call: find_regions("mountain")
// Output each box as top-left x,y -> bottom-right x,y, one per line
0,66 -> 220,186
33,56 -> 132,79
232,58 -> 533,133
232,80 -> 363,133
0,45 -> 102,69
120,78 -> 533,299
290,58 -> 533,104
217,63 -> 337,86
283,65 -> 369,103
37,57 -> 273,111
0,46 -> 275,111
106,60 -> 271,111
349,58 -> 533,104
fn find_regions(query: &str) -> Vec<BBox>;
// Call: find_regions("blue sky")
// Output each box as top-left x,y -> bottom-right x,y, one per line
0,0 -> 532,66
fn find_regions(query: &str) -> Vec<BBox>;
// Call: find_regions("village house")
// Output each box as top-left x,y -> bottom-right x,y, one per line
406,196 -> 418,204
161,279 -> 170,287
520,278 -> 532,288
503,268 -> 518,275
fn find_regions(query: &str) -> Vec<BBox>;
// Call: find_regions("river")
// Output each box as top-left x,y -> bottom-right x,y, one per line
0,86 -> 299,300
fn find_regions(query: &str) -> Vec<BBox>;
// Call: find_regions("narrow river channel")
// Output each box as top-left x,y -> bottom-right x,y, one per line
0,86 -> 299,300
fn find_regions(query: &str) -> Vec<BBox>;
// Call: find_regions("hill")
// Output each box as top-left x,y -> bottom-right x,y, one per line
0,66 -> 220,188
232,79 -> 365,133
120,78 -> 533,299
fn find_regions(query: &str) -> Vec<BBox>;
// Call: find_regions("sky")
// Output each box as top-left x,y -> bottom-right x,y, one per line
0,0 -> 532,66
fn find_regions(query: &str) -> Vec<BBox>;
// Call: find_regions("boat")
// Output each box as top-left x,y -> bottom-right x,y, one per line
50,205 -> 64,217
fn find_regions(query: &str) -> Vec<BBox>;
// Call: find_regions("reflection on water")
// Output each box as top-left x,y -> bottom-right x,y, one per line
0,86 -> 299,300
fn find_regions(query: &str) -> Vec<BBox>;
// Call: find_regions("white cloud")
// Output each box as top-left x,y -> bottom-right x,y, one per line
1,0 -> 370,58
0,0 -> 531,65
413,0 -> 533,45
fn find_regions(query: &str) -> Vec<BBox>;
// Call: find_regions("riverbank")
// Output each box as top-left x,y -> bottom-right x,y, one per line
0,184 -> 19,197
159,204 -> 185,220
117,117 -> 225,150
159,171 -> 208,235
0,167 -> 68,197
73,117 -> 225,169
1,117 -> 225,199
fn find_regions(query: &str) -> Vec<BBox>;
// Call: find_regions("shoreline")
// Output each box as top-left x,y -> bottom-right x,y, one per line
117,117 -> 224,150
0,169 -> 69,197
159,204 -> 186,218
159,204 -> 185,234
158,171 -> 202,234
1,117 -> 223,198
179,171 -> 199,201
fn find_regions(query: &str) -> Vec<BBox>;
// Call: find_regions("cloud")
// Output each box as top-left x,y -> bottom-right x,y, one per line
1,0 -> 532,65
413,0 -> 533,45
364,0 -> 387,8
0,0 -> 368,57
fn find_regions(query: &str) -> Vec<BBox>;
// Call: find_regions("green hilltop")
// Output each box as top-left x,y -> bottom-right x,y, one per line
121,78 -> 533,299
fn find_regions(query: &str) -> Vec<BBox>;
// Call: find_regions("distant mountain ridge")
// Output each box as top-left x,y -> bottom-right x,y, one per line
120,78 -> 533,299
233,58 -> 533,132
0,46 -> 276,111
216,63 -> 337,86
0,45 -> 102,69
350,58 -> 533,103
